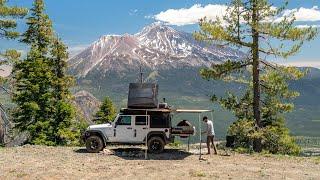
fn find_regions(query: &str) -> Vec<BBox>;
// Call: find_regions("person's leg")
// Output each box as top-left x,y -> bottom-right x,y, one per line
206,136 -> 211,154
211,136 -> 218,154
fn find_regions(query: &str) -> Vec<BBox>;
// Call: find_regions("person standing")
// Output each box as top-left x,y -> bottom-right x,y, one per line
202,116 -> 218,155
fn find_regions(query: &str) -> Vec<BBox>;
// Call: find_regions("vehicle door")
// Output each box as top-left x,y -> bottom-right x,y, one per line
114,115 -> 134,142
133,115 -> 149,143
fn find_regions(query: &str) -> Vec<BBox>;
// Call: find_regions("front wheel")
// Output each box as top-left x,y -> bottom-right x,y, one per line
147,136 -> 165,154
85,135 -> 104,153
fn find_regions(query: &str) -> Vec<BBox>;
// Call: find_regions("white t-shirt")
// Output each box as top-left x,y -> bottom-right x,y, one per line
206,120 -> 215,136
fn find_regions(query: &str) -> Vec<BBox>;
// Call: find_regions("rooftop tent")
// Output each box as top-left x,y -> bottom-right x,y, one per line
127,83 -> 158,109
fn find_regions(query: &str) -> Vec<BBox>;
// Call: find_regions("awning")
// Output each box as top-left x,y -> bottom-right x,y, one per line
121,108 -> 212,113
174,109 -> 212,113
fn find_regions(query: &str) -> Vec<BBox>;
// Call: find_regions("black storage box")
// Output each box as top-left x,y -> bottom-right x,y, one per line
128,83 -> 158,109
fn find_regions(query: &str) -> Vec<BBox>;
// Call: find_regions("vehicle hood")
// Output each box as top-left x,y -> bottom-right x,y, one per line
87,123 -> 112,130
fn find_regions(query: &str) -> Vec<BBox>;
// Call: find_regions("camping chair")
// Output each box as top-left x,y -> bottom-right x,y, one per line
224,135 -> 235,156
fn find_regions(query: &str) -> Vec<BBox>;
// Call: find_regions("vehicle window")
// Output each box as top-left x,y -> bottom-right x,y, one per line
117,116 -> 131,125
150,113 -> 170,128
135,116 -> 147,125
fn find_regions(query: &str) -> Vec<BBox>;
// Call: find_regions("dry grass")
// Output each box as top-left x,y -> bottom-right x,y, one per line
0,145 -> 319,180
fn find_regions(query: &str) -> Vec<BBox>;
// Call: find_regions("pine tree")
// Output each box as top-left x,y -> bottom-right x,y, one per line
13,45 -> 55,145
12,0 -> 78,145
94,97 -> 116,124
20,0 -> 53,54
194,0 -> 318,153
51,38 -> 73,101
50,38 -> 77,145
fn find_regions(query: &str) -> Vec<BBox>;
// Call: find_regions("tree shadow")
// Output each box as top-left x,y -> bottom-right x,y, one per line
112,147 -> 192,160
74,148 -> 89,153
74,147 -> 193,160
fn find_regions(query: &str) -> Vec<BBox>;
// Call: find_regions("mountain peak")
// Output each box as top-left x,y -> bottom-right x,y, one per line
69,23 -> 243,77
136,22 -> 177,37
143,21 -> 167,29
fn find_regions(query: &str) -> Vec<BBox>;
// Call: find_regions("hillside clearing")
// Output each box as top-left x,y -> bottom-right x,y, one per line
0,145 -> 319,179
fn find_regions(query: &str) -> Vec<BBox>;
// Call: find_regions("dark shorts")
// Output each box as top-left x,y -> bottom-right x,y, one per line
207,135 -> 214,144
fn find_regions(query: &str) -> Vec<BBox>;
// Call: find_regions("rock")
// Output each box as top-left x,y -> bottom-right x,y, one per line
102,148 -> 114,155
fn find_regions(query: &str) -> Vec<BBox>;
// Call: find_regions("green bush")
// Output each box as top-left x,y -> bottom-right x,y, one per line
228,119 -> 301,155
58,117 -> 88,146
261,126 -> 301,155
228,119 -> 255,149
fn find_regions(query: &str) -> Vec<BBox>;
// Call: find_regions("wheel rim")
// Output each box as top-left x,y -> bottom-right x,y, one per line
89,140 -> 99,150
151,140 -> 161,151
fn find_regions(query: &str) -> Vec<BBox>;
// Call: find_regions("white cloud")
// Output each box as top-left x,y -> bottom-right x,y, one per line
152,4 -> 320,26
277,61 -> 320,69
296,24 -> 320,29
154,4 -> 227,26
281,6 -> 320,22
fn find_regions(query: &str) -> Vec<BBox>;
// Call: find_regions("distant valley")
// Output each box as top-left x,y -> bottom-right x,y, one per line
69,23 -> 320,139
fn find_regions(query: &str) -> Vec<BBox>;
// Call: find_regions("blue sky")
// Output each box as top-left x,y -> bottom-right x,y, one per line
2,0 -> 320,67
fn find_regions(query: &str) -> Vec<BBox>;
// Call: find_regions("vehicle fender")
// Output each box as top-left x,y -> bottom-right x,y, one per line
83,130 -> 108,146
144,131 -> 170,144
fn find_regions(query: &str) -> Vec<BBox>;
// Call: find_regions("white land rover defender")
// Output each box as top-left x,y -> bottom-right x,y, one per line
82,83 -> 195,153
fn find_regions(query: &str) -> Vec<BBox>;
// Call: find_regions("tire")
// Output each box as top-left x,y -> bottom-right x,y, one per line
147,136 -> 165,154
85,135 -> 104,153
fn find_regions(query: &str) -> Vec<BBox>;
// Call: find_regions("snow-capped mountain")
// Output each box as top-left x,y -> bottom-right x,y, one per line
69,23 -> 243,77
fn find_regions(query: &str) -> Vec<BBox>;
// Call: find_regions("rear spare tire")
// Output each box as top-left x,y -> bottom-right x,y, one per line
147,136 -> 165,154
85,135 -> 104,153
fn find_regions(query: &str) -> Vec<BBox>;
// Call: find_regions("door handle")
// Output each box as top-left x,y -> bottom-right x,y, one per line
127,127 -> 133,129
142,127 -> 147,130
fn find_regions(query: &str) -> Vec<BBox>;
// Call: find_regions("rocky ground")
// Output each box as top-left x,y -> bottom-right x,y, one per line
0,145 -> 319,179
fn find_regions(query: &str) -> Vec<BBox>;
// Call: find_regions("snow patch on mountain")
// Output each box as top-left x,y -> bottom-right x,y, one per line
69,23 -> 243,77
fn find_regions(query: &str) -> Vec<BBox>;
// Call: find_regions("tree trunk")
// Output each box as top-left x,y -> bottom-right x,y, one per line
251,0 -> 262,152
252,0 -> 261,128
0,124 -> 4,144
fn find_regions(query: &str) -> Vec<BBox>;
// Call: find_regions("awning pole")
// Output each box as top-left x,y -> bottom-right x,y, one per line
199,113 -> 202,160
145,110 -> 148,160
187,136 -> 190,152
211,111 -> 214,124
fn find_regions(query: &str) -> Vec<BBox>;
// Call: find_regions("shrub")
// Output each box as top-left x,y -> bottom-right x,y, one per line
228,119 -> 301,155
228,119 -> 255,149
261,126 -> 301,155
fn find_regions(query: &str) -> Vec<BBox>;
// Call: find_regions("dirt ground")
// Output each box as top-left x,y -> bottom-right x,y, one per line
0,145 -> 319,180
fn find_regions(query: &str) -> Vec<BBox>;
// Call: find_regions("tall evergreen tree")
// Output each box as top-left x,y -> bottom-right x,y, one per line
50,38 -> 77,145
194,0 -> 318,153
20,0 -> 53,54
13,45 -> 55,145
12,0 -> 77,145
51,38 -> 73,101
